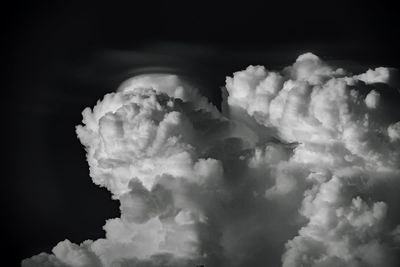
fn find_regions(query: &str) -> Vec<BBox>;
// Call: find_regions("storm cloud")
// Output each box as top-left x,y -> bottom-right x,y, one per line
23,53 -> 400,267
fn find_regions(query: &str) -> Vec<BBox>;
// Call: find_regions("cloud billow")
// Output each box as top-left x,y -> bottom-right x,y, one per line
23,53 -> 400,267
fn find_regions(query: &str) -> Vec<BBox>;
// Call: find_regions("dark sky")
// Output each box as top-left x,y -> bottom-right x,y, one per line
3,1 -> 399,264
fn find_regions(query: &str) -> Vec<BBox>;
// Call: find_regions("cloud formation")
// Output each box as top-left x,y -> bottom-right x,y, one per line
23,54 -> 400,267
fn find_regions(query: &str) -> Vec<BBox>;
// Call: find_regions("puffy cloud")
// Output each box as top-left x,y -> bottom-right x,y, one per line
24,53 -> 400,267
225,53 -> 400,171
224,53 -> 400,266
282,174 -> 393,267
118,74 -> 221,118
25,84 -> 224,267
22,240 -> 101,267
365,90 -> 380,109
74,87 -> 223,265
22,253 -> 69,267
355,67 -> 391,84
284,52 -> 346,85
76,87 -> 222,196
388,122 -> 400,142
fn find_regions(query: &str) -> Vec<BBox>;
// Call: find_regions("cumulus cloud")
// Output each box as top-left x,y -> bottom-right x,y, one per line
118,74 -> 221,119
355,67 -> 391,84
388,122 -> 400,142
23,54 -> 400,267
365,90 -> 380,109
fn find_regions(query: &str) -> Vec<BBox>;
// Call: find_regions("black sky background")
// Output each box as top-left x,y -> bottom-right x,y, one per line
3,1 -> 399,265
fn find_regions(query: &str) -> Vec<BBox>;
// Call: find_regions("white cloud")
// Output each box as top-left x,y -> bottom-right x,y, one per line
23,54 -> 400,267
355,67 -> 391,84
282,174 -> 391,267
224,53 -> 400,266
76,87 -> 221,196
118,74 -> 221,118
388,122 -> 400,142
365,90 -> 380,109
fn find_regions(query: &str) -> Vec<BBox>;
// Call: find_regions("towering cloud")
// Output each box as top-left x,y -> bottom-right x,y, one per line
23,53 -> 400,267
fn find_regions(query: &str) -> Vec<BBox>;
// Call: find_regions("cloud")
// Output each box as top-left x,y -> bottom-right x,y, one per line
355,67 -> 391,84
365,90 -> 380,109
23,55 -> 400,267
118,74 -> 221,119
388,122 -> 400,142
224,53 -> 400,266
